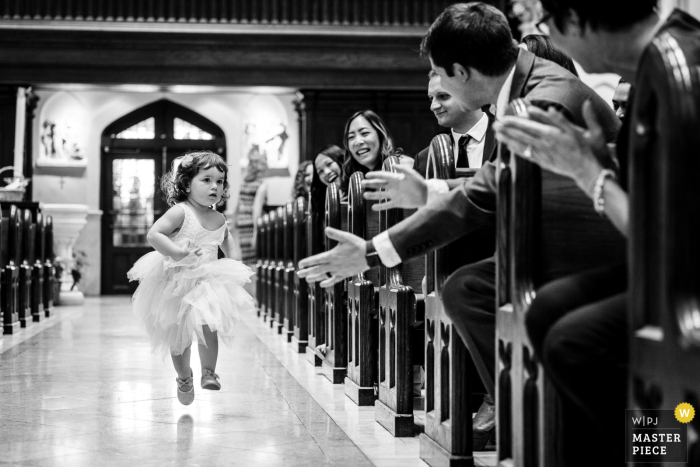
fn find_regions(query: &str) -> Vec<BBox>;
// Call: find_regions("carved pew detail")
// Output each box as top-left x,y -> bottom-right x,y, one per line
629,36 -> 700,467
2,206 -> 21,334
495,106 -> 626,466
320,183 -> 348,383
274,206 -> 286,333
376,156 -> 425,437
43,215 -> 54,318
255,216 -> 265,318
419,134 -> 477,465
18,209 -> 34,328
345,172 -> 379,406
263,212 -> 275,325
291,197 -> 309,353
282,202 -> 295,343
305,192 -> 326,367
31,212 -> 44,323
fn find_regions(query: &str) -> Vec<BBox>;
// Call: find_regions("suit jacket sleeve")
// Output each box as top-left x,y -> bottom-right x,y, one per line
387,160 -> 497,261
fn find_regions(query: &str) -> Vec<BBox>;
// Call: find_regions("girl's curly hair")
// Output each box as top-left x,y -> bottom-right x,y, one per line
161,150 -> 230,207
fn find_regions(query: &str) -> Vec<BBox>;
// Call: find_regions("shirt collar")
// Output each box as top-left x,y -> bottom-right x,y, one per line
451,113 -> 488,143
495,65 -> 517,120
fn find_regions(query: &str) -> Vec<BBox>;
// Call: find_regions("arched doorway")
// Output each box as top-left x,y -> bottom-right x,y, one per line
100,99 -> 226,295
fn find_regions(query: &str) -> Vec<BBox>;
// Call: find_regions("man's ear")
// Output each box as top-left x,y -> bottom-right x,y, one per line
452,63 -> 471,82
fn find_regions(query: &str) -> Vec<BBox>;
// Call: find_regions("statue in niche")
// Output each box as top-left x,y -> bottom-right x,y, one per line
41,120 -> 57,159
265,123 -> 288,163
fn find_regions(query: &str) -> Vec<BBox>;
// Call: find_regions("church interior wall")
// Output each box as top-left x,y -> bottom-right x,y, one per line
31,87 -> 300,295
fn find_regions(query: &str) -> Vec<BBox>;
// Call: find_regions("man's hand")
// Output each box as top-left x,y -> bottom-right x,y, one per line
362,164 -> 428,211
493,101 -> 607,195
297,228 -> 369,287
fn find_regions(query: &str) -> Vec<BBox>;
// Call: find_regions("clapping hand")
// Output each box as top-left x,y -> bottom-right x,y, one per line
297,227 -> 369,287
493,100 -> 607,195
362,164 -> 428,211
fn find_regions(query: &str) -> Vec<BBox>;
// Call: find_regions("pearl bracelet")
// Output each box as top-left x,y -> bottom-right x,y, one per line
592,169 -> 616,215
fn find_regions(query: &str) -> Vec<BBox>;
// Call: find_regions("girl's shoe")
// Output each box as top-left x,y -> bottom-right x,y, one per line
201,368 -> 221,390
176,370 -> 195,405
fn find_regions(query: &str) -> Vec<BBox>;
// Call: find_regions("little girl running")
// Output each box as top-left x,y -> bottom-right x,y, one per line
128,150 -> 254,405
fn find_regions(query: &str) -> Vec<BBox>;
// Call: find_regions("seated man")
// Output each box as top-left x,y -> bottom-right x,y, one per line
413,71 -> 495,179
493,0 -> 700,464
299,1 -> 619,450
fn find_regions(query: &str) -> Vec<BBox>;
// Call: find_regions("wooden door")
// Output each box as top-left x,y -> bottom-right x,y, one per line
100,99 -> 225,294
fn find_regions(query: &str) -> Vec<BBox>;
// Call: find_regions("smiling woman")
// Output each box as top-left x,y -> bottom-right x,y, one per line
310,144 -> 345,212
341,110 -> 401,191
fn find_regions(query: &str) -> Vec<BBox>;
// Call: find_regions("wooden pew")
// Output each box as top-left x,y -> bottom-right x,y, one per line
345,172 -> 380,406
305,192 -> 326,367
255,216 -> 265,318
30,212 -> 45,323
273,206 -> 286,334
18,209 -> 34,328
2,205 -> 21,334
42,215 -> 54,318
291,196 -> 309,353
375,156 -> 425,437
319,183 -> 348,383
282,202 -> 295,343
262,213 -> 273,325
495,111 -> 626,465
420,134 -> 483,465
628,41 -> 700,466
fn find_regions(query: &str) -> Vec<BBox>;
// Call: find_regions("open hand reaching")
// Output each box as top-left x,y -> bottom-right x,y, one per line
361,164 -> 428,211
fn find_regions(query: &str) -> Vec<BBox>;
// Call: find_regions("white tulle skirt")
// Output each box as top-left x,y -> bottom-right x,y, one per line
127,251 -> 255,358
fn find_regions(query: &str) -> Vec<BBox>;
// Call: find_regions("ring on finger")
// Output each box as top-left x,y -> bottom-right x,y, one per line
523,144 -> 533,158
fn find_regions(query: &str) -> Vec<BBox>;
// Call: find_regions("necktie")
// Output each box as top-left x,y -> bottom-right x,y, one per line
456,134 -> 471,168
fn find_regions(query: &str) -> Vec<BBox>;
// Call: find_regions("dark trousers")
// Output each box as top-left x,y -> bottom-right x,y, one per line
442,256 -> 497,397
526,263 -> 627,465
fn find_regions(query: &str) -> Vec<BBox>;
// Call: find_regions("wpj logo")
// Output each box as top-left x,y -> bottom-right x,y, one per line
626,404 -> 694,463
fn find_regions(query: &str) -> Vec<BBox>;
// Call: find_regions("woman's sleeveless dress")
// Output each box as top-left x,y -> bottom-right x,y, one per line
127,203 -> 254,358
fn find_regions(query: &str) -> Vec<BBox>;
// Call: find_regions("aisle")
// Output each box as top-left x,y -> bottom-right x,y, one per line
0,297 -> 495,467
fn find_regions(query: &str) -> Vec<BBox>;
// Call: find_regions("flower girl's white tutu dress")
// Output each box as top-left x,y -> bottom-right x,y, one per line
127,203 -> 254,358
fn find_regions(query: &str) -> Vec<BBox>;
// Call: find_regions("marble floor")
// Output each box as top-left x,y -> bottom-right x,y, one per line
0,297 -> 496,467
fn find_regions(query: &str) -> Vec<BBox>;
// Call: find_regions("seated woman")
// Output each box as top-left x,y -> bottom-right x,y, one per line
310,144 -> 345,211
341,110 -> 406,191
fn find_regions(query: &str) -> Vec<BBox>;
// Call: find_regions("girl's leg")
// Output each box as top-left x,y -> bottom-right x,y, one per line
198,325 -> 218,372
171,344 -> 193,389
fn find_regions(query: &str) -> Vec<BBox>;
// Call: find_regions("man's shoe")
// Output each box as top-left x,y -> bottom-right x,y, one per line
473,395 -> 496,451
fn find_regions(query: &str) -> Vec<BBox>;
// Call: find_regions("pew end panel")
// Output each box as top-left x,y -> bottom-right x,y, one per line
18,209 -> 34,328
320,184 -> 348,384
273,206 -> 286,335
2,205 -> 21,334
291,197 -> 309,354
282,203 -> 296,343
42,215 -> 54,318
375,157 -> 426,437
306,193 -> 326,367
31,212 -> 44,323
344,173 -> 380,406
420,134 -> 483,466
629,37 -> 700,466
255,216 -> 265,318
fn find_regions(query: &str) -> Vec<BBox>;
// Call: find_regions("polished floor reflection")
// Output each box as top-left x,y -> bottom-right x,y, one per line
0,297 -> 495,467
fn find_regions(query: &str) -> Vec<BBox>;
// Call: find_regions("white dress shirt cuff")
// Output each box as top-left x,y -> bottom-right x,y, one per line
425,179 -> 450,205
373,231 -> 402,268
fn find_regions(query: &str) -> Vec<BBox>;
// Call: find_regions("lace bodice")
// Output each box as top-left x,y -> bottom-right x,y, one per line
171,203 -> 227,263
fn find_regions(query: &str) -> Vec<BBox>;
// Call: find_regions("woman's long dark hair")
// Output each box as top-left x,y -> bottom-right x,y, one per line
292,160 -> 312,200
520,34 -> 579,77
341,110 -> 400,191
309,144 -> 344,211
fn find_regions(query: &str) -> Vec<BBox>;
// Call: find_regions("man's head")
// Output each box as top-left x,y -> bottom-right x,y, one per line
539,0 -> 657,72
612,78 -> 631,120
421,2 -> 519,111
427,73 -> 474,131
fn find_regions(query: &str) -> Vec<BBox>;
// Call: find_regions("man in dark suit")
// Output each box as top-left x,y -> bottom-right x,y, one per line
413,72 -> 496,179
298,1 -> 619,448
